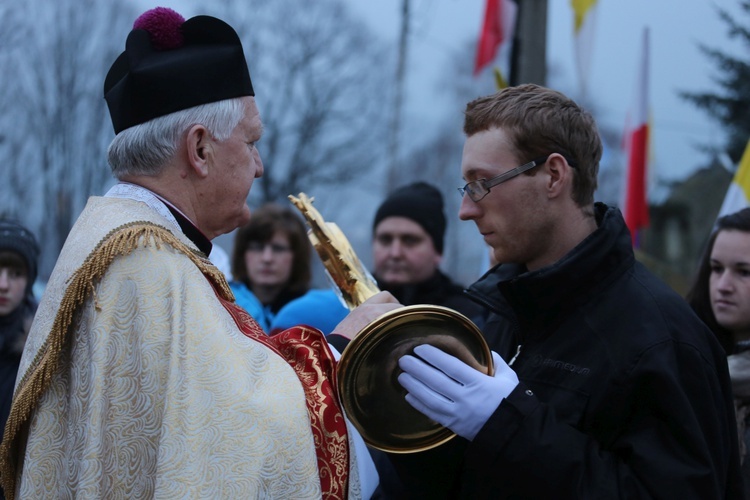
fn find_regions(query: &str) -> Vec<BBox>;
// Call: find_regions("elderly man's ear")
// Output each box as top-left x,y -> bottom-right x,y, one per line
186,124 -> 212,178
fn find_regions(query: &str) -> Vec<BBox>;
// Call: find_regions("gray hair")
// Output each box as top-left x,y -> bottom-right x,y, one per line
107,98 -> 247,178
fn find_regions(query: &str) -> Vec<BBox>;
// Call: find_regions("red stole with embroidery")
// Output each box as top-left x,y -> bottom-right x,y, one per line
217,295 -> 349,499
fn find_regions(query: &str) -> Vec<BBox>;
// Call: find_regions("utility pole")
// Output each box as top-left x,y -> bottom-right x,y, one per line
387,0 -> 410,190
510,0 -> 548,86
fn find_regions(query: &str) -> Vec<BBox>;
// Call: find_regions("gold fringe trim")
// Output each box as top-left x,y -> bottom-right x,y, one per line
0,222 -> 232,499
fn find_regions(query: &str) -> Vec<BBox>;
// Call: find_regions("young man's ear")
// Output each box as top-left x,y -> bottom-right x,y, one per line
545,154 -> 571,199
185,124 -> 212,178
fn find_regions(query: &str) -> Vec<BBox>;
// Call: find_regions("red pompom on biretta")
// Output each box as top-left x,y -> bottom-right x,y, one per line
133,7 -> 185,50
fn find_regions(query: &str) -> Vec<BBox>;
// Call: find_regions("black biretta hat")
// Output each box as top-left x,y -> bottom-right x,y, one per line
104,7 -> 254,134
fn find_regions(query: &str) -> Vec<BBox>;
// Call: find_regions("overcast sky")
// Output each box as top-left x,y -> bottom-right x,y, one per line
145,0 -> 746,267
347,0 -> 745,186
145,0 -> 744,185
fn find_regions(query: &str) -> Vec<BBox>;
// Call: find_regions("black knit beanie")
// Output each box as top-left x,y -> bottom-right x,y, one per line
373,182 -> 446,254
0,220 -> 39,292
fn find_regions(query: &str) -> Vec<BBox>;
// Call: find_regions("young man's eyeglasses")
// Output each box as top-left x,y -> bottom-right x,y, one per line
458,154 -> 577,203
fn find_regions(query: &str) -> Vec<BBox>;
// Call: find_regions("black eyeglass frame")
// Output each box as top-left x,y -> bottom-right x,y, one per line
458,153 -> 577,202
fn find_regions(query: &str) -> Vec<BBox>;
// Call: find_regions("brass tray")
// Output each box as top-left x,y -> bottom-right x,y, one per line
337,304 -> 493,453
289,192 -> 493,453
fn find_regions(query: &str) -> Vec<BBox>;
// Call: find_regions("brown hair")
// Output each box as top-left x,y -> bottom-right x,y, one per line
463,84 -> 602,206
231,203 -> 312,294
686,207 -> 750,354
0,252 -> 28,275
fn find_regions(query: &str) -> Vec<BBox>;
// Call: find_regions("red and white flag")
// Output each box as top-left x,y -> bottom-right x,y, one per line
474,0 -> 517,79
622,27 -> 650,244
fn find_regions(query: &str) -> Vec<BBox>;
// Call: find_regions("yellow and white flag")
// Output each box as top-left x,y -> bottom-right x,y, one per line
571,0 -> 599,97
718,139 -> 750,218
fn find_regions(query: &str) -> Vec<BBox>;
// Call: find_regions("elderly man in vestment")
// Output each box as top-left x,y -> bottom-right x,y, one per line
0,7 -> 397,499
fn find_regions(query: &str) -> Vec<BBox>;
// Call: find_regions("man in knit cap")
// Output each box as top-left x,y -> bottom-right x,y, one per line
367,182 -> 487,498
371,182 -> 486,326
0,7 -> 395,499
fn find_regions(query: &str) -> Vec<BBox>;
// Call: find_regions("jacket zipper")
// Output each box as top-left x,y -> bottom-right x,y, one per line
463,285 -> 524,365
509,344 -> 522,366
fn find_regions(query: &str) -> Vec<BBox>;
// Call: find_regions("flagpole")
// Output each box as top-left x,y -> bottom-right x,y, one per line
511,0 -> 547,85
387,0 -> 410,190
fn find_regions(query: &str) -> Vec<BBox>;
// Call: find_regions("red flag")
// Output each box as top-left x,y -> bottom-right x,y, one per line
623,27 -> 650,243
474,0 -> 503,76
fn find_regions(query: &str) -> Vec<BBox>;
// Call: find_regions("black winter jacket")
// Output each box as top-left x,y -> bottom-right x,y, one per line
456,203 -> 744,499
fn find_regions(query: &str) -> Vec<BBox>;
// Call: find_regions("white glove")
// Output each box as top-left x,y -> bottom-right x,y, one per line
398,344 -> 519,441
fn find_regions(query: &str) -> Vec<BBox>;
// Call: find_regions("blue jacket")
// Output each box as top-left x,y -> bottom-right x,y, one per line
229,282 -> 273,332
230,282 -> 348,335
270,289 -> 349,335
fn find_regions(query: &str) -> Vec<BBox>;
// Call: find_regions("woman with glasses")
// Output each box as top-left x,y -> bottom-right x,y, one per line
230,204 -> 312,332
230,203 -> 348,334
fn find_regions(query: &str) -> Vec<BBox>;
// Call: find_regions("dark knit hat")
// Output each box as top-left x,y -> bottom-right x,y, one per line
104,7 -> 254,134
0,220 -> 39,292
373,182 -> 447,254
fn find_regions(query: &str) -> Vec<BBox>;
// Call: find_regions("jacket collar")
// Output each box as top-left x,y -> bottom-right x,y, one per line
376,269 -> 457,306
468,203 -> 634,337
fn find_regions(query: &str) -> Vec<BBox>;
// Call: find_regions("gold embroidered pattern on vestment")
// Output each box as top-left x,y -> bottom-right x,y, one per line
0,222 -> 230,500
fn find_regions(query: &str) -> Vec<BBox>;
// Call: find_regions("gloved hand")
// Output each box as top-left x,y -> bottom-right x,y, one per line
398,344 -> 519,441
